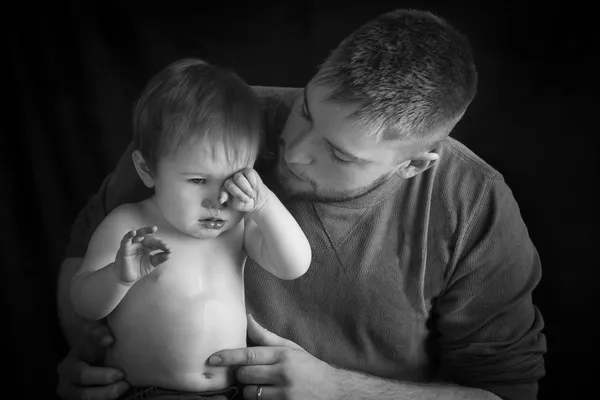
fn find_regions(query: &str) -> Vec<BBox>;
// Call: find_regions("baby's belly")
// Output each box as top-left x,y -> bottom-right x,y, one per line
105,269 -> 247,392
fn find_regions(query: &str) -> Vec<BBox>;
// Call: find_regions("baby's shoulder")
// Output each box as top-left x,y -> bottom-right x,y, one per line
107,202 -> 143,219
103,201 -> 149,231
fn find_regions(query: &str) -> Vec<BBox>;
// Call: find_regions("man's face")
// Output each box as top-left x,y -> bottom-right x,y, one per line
276,83 -> 417,202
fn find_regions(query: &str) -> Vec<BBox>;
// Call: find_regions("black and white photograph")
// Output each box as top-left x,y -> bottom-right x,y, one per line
5,1 -> 595,399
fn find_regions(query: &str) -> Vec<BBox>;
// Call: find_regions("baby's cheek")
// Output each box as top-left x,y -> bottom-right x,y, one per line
226,210 -> 245,228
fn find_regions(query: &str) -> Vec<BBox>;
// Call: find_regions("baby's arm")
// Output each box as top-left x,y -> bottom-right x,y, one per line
223,168 -> 311,280
70,206 -> 171,320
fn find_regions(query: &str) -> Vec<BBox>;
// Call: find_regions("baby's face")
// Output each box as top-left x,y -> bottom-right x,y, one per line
151,138 -> 253,239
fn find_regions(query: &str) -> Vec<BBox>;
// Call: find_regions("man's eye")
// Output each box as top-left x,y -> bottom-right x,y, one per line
325,143 -> 352,164
189,178 -> 207,184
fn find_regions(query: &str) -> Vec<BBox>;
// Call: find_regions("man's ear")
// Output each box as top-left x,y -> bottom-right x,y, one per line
395,151 -> 439,179
132,150 -> 156,188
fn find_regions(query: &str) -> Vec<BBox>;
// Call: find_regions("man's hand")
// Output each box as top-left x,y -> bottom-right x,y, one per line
56,320 -> 130,400
208,315 -> 340,400
220,168 -> 271,214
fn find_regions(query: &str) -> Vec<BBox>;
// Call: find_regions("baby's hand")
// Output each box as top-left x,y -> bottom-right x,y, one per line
115,226 -> 171,284
221,168 -> 271,213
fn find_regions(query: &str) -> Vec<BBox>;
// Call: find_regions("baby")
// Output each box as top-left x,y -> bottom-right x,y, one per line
70,59 -> 311,395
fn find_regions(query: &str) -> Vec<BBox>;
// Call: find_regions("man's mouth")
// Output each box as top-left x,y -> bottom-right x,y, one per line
282,161 -> 306,181
198,218 -> 226,230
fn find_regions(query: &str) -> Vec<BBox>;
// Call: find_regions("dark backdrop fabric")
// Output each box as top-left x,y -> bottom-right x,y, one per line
5,1 -> 596,398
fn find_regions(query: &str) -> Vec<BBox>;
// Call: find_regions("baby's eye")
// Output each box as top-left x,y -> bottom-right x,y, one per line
188,178 -> 207,184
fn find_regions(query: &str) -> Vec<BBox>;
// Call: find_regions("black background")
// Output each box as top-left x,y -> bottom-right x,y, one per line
5,1 -> 596,398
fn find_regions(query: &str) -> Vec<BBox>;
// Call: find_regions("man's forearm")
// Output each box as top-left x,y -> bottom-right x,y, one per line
330,368 -> 501,400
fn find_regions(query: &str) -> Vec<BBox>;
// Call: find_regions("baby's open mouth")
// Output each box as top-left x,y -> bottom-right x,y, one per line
198,218 -> 225,230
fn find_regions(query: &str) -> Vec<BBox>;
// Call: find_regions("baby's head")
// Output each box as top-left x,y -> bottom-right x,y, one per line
131,59 -> 263,239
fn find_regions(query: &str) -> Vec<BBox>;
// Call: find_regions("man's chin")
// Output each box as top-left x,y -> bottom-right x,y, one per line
278,176 -> 384,204
278,178 -> 342,203
275,165 -> 369,203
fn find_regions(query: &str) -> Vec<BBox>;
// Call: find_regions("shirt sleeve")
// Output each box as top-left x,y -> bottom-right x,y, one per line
63,141 -> 153,259
433,177 -> 546,400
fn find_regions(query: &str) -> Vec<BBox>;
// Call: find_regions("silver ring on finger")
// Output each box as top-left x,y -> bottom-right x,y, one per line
257,385 -> 263,400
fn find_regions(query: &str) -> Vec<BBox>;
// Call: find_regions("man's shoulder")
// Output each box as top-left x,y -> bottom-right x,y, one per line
437,136 -> 503,182
432,136 -> 506,200
423,136 -> 512,231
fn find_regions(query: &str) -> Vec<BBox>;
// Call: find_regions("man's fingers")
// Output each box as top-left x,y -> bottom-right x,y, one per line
57,380 -> 130,400
77,322 -> 114,363
247,314 -> 304,350
208,346 -> 281,366
71,361 -> 125,386
57,356 -> 124,385
82,320 -> 113,342
243,385 -> 279,400
236,364 -> 280,385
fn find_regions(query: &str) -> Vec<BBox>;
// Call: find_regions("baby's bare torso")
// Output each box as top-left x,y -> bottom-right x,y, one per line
105,209 -> 247,392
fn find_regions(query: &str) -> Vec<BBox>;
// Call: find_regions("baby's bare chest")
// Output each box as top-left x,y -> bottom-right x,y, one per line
148,232 -> 246,295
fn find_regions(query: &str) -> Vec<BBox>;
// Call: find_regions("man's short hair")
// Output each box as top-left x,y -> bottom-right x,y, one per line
132,59 -> 263,173
314,9 -> 478,146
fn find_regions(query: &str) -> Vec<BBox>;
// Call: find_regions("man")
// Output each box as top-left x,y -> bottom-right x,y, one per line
56,9 -> 546,400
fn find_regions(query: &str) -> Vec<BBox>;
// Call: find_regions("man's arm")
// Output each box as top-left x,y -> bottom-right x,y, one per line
210,315 -> 501,400
58,142 -> 151,346
57,257 -> 86,348
331,369 -> 500,400
58,172 -> 115,348
431,177 -> 546,400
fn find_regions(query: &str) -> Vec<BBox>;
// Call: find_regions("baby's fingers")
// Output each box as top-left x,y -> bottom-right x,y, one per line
121,230 -> 136,245
132,226 -> 157,243
223,178 -> 252,204
233,172 -> 256,198
150,251 -> 171,267
242,168 -> 262,189
141,235 -> 171,253
219,190 -> 229,205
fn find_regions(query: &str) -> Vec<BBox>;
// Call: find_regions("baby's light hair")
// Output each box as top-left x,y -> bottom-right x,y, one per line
133,59 -> 263,173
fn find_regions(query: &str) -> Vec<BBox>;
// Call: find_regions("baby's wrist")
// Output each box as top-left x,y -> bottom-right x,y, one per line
112,260 -> 136,286
250,189 -> 272,215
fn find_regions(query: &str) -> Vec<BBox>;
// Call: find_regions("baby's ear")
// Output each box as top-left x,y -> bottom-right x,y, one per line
132,150 -> 155,188
395,151 -> 439,179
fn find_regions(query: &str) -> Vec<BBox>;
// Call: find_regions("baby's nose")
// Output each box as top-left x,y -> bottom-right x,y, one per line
201,196 -> 227,210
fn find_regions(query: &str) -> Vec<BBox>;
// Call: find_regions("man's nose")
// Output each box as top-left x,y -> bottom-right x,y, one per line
281,133 -> 313,165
